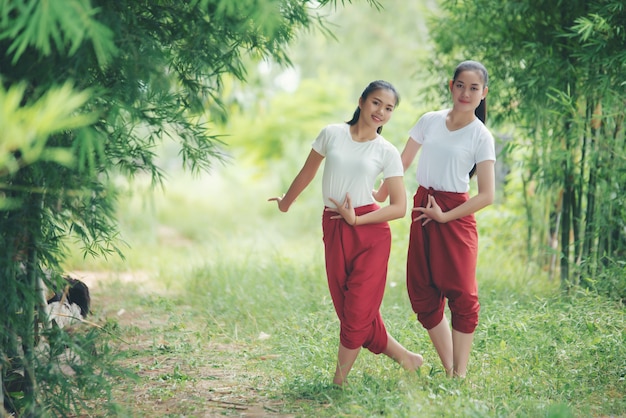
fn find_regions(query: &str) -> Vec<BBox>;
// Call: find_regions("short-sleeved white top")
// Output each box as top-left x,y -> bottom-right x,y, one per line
409,109 -> 496,193
312,123 -> 403,208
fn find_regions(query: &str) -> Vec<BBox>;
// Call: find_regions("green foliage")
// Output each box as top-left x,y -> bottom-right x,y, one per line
34,323 -> 127,417
0,0 -> 116,65
217,76 -> 353,165
0,82 -> 96,178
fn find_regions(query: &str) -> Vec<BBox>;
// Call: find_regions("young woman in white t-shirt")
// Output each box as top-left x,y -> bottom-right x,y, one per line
269,80 -> 423,386
376,61 -> 496,378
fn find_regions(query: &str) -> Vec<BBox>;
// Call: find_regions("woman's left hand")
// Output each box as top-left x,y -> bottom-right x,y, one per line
413,194 -> 446,225
327,193 -> 357,225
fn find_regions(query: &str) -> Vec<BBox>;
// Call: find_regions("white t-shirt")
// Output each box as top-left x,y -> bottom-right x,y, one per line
312,123 -> 403,208
409,109 -> 496,193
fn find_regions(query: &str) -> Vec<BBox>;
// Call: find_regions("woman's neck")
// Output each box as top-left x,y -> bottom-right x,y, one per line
350,123 -> 378,142
446,109 -> 476,131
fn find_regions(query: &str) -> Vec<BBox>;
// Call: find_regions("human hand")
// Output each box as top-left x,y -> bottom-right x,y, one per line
372,179 -> 388,202
268,194 -> 288,212
412,195 -> 445,225
327,193 -> 357,225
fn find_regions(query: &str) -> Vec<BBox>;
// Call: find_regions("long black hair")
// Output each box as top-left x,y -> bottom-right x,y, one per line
346,80 -> 400,134
453,60 -> 488,178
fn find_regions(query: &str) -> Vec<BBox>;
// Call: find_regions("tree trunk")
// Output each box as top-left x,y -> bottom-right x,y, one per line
20,240 -> 38,418
560,184 -> 571,289
18,192 -> 44,418
582,100 -> 599,286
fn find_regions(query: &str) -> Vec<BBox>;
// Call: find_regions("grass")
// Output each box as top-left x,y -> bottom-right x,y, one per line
64,166 -> 626,417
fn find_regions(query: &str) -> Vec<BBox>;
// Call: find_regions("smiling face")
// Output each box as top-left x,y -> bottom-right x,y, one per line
358,88 -> 397,129
449,70 -> 488,113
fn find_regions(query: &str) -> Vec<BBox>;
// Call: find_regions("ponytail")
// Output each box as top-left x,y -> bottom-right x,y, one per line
475,97 -> 487,124
468,97 -> 487,178
347,107 -> 365,130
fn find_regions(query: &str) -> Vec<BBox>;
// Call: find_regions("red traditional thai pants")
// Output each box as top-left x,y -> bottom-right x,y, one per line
322,204 -> 389,354
407,186 -> 480,334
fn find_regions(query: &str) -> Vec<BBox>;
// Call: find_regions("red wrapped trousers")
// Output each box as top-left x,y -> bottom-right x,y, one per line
407,186 -> 480,334
322,204 -> 389,354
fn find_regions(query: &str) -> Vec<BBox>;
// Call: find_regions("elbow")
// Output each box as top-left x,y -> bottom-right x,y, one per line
483,191 -> 495,207
391,203 -> 406,220
487,188 -> 496,205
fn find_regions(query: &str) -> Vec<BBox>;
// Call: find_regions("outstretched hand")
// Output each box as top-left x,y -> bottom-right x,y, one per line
327,193 -> 357,226
413,194 -> 445,225
268,194 -> 288,212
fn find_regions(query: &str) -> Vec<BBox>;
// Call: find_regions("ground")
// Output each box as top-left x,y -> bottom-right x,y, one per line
76,270 -> 295,418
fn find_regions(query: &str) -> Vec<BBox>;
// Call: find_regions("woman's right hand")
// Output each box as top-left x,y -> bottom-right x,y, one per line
372,179 -> 388,202
268,194 -> 288,212
327,193 -> 357,225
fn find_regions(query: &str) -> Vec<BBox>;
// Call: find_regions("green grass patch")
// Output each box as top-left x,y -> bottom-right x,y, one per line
77,168 -> 624,417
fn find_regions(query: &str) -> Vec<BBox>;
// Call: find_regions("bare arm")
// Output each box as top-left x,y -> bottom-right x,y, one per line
268,149 -> 324,212
373,138 -> 421,202
362,175 -> 407,223
413,159 -> 495,224
400,138 -> 422,171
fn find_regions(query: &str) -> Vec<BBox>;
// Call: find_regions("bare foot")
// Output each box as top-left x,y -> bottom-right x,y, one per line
382,335 -> 424,371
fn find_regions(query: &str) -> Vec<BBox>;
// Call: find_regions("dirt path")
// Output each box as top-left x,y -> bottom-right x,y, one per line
79,270 -> 294,417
